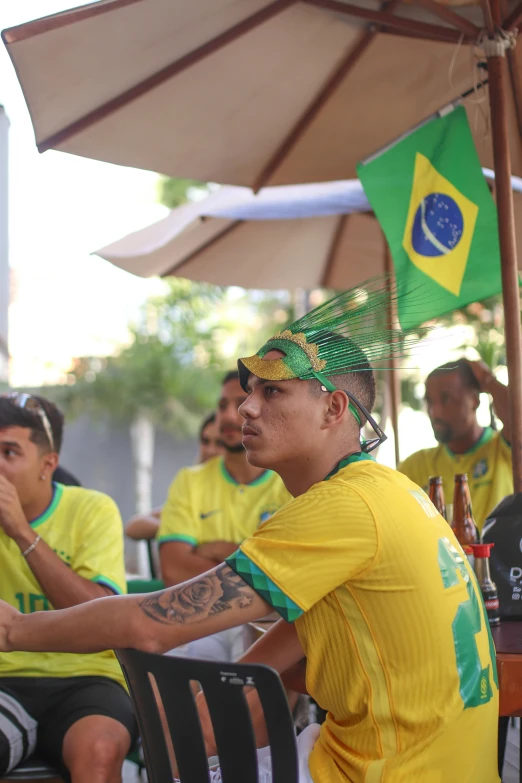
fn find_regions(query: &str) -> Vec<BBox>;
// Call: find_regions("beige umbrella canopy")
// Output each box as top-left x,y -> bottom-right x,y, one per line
2,0 -> 522,187
95,180 -> 388,288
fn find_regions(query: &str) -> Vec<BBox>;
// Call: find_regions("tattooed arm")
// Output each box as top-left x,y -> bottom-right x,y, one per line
0,565 -> 271,655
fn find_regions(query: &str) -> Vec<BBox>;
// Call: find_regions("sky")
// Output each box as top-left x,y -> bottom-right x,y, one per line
1,0 -> 168,387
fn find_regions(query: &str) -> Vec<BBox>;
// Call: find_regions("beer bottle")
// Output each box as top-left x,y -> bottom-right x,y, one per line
428,476 -> 446,519
469,543 -> 500,626
451,473 -> 479,562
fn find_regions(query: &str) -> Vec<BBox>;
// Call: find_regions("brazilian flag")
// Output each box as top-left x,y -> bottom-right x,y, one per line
357,106 -> 502,329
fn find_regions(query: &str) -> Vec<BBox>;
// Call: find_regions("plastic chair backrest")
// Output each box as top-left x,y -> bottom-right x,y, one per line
116,649 -> 298,783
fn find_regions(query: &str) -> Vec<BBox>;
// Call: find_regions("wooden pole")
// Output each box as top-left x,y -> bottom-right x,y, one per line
384,239 -> 401,467
486,0 -> 522,491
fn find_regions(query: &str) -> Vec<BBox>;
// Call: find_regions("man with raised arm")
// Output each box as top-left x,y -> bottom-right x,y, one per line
0,283 -> 500,783
399,357 -> 511,532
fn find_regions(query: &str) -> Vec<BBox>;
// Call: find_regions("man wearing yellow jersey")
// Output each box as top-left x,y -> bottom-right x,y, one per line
0,394 -> 137,782
0,284 -> 500,783
158,370 -> 290,661
399,358 -> 511,532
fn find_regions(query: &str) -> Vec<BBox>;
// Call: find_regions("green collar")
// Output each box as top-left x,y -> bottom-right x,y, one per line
220,458 -> 272,487
444,426 -> 494,459
324,452 -> 375,481
30,482 -> 64,529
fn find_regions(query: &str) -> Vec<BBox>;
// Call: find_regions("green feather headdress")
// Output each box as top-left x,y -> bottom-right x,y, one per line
238,275 -> 430,393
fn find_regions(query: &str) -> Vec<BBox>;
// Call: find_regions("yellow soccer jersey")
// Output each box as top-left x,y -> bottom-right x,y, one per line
228,456 -> 499,783
399,426 -> 512,532
0,483 -> 126,687
158,456 -> 291,547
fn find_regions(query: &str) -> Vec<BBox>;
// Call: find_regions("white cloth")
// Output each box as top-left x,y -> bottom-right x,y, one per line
207,723 -> 321,783
166,626 -> 246,662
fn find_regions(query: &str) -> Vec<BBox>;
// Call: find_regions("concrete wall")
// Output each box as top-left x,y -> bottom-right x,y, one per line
58,414 -> 199,571
0,107 -> 9,382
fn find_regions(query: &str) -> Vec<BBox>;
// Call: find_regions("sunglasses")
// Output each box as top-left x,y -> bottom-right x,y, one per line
4,392 -> 55,451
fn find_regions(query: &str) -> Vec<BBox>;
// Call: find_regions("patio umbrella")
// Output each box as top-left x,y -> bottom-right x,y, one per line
4,0 -> 522,486
2,1 -> 521,186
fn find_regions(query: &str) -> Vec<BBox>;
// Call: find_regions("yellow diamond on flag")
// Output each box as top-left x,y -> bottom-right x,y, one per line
402,153 -> 479,296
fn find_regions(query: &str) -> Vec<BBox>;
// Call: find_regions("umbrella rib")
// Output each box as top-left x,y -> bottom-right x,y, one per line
480,0 -> 496,35
253,0 -> 408,191
409,0 -> 479,36
161,220 -> 242,279
504,0 -> 522,29
321,214 -> 348,288
35,0 -> 296,154
2,0 -> 140,44
304,0 -> 471,43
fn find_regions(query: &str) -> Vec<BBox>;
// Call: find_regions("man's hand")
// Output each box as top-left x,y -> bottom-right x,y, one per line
0,476 -> 34,549
196,541 -> 239,562
0,600 -> 20,652
466,359 -> 496,393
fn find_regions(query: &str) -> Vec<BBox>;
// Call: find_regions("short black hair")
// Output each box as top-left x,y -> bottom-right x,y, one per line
0,395 -> 64,454
222,370 -> 240,386
427,359 -> 480,393
308,332 -> 376,416
199,411 -> 216,441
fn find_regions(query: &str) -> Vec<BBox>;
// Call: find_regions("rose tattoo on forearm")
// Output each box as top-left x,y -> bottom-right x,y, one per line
139,565 -> 254,625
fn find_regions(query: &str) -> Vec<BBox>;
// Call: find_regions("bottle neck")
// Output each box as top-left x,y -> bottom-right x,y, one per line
474,557 -> 492,585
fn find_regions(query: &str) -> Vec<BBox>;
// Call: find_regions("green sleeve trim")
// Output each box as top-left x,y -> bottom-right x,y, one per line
226,549 -> 303,623
157,534 -> 198,546
92,575 -> 124,595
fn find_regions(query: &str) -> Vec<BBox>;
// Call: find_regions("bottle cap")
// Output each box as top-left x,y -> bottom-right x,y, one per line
428,475 -> 442,484
469,543 -> 495,558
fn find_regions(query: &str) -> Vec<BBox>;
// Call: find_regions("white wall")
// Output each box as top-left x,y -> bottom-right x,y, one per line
0,106 -> 9,382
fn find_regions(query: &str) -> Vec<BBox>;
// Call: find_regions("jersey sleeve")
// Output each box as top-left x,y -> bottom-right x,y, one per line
71,494 -> 126,595
226,484 -> 378,622
157,469 -> 200,547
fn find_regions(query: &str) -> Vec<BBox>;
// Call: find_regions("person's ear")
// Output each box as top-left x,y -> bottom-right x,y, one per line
323,389 -> 349,428
40,452 -> 59,479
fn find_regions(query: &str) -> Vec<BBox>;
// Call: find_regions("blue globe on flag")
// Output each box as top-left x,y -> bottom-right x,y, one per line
411,193 -> 464,257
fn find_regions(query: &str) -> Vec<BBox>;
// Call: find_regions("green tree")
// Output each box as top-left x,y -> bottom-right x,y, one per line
61,279 -> 226,573
158,177 -> 208,208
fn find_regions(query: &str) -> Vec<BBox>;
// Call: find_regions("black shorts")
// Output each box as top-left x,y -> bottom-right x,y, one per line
0,676 -> 139,780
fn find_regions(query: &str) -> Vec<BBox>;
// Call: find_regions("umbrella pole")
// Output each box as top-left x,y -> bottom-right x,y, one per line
384,240 -> 401,466
485,16 -> 522,491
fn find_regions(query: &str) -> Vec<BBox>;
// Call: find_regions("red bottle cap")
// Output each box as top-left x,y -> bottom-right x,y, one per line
469,543 -> 495,558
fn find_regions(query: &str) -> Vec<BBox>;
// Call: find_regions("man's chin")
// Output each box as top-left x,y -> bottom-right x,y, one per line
221,440 -> 245,454
433,428 -> 452,444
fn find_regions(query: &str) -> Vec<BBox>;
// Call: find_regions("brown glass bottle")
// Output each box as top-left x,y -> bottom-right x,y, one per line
428,476 -> 446,520
451,473 -> 479,557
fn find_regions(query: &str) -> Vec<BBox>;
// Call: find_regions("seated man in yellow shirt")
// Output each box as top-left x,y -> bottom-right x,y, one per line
0,283 -> 500,783
158,371 -> 290,661
399,357 -> 512,532
124,411 -> 224,542
0,394 -> 137,782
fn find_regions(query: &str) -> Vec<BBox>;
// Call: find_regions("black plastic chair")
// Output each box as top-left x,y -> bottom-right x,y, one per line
116,649 -> 298,783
